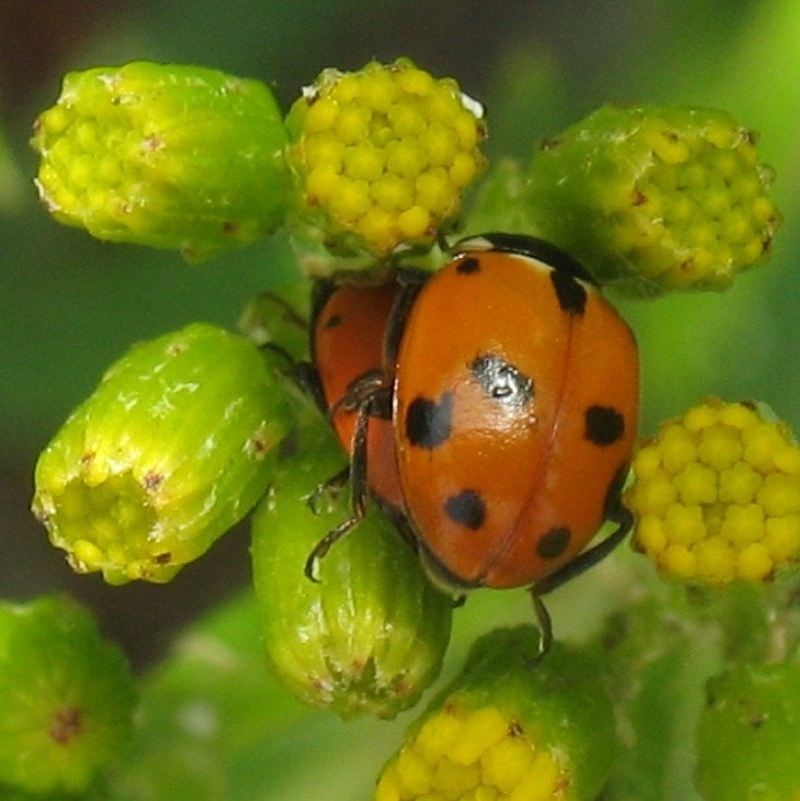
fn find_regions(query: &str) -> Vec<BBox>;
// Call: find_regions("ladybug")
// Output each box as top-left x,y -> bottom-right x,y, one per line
308,233 -> 639,653
305,278 -> 406,523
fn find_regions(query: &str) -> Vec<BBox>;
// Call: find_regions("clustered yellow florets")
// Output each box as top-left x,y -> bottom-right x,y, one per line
525,105 -> 781,296
288,59 -> 487,257
625,398 -> 800,585
618,117 -> 780,289
33,466 -> 163,585
375,703 -> 565,801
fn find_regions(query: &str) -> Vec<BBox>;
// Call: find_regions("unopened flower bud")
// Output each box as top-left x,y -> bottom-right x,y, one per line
626,398 -> 800,585
286,58 -> 487,267
526,105 -> 780,295
251,411 -> 452,719
375,626 -> 617,801
32,61 -> 289,261
32,323 -> 294,584
0,596 -> 136,795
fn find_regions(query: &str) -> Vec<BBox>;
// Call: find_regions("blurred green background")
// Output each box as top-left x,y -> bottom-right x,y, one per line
2,0 -> 799,669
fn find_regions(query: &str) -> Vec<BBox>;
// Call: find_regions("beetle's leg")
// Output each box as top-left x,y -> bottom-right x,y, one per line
328,369 -> 387,416
307,465 -> 350,515
527,591 -> 553,661
304,386 -> 387,582
528,499 -> 634,660
534,506 -> 633,600
290,360 -> 327,411
304,511 -> 363,582
346,393 -> 372,522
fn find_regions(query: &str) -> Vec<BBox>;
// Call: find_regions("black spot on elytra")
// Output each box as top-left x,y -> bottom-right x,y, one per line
456,255 -> 481,274
585,405 -> 625,446
444,489 -> 487,530
323,312 -> 343,329
550,269 -> 588,315
470,354 -> 533,408
405,392 -> 454,449
536,526 -> 572,560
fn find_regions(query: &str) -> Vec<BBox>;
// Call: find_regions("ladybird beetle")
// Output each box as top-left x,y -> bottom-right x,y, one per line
308,233 -> 639,653
306,279 -> 406,521
393,233 -> 638,602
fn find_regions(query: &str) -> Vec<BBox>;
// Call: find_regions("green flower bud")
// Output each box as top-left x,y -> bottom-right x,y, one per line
285,58 -> 487,267
525,105 -> 781,295
31,61 -> 289,262
375,626 -> 617,801
696,661 -> 800,801
251,410 -> 452,719
32,323 -> 294,584
0,596 -> 136,795
625,398 -> 800,586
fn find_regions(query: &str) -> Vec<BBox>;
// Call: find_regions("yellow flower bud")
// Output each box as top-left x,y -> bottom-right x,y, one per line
286,58 -> 487,265
626,398 -> 800,585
